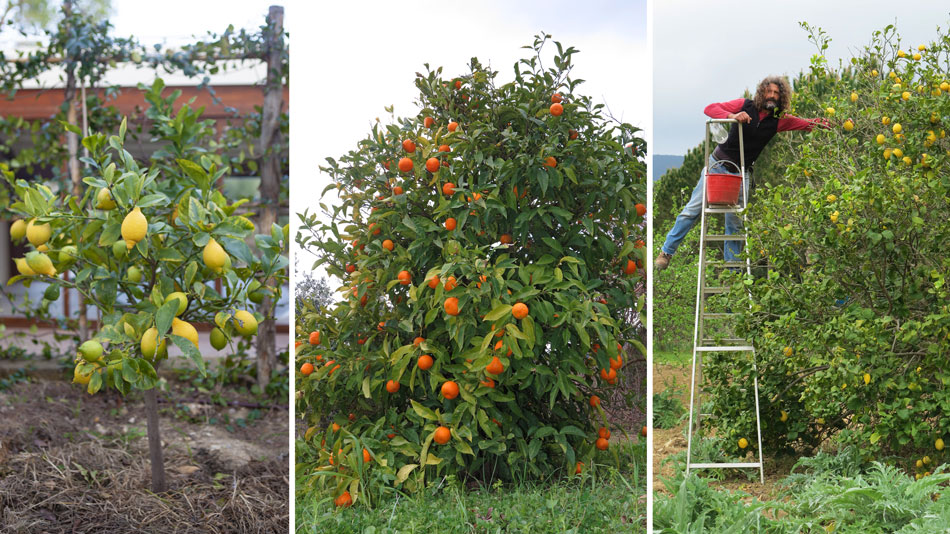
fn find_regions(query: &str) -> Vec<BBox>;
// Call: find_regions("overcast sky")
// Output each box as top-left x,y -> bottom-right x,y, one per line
655,0 -> 950,155
291,1 -> 649,275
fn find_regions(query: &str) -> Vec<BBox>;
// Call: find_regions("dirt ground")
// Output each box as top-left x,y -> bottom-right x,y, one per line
653,363 -> 795,501
0,377 -> 289,534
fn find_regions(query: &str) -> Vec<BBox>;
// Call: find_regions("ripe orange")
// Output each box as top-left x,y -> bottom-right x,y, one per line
386,379 -> 400,393
445,217 -> 457,231
448,121 -> 458,132
368,222 -> 380,235
595,437 -> 609,450
486,356 -> 504,375
512,302 -> 529,320
402,139 -> 416,153
346,263 -> 356,273
382,239 -> 394,251
441,380 -> 459,399
334,490 -> 353,507
300,362 -> 314,376
363,448 -> 372,463
434,426 -> 451,444
641,425 -> 647,437
543,156 -> 557,168
392,186 -> 404,195
598,427 -> 611,439
417,354 -> 434,370
589,395 -> 601,408
397,270 -> 411,285
444,297 -> 460,316
398,157 -> 413,172
413,336 -> 425,347
624,259 -> 637,275
550,102 -> 563,116
499,234 -> 513,244
480,377 -> 495,388
600,368 -> 617,381
609,356 -> 623,370
423,116 -> 434,128
309,331 -> 321,345
427,275 -> 440,289
444,276 -> 457,291
454,80 -> 462,90
551,93 -> 562,103
635,203 -> 646,217
426,157 -> 440,173
575,461 -> 583,474
377,321 -> 385,331
569,129 -> 578,140
439,144 -> 451,152
634,239 -> 645,249
442,182 -> 456,195
332,423 -> 341,432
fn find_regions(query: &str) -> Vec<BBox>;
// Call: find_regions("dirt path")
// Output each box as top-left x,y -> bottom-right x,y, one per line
653,362 -> 793,501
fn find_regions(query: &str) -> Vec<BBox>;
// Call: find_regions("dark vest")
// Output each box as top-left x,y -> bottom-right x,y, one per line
715,99 -> 779,167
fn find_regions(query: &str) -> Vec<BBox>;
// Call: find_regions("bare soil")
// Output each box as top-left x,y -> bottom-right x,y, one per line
0,377 -> 288,534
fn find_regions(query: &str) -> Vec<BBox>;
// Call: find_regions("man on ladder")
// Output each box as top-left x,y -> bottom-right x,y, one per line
655,75 -> 828,271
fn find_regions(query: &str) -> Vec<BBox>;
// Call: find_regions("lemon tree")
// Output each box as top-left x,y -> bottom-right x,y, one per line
705,23 -> 950,463
5,80 -> 288,491
295,35 -> 646,506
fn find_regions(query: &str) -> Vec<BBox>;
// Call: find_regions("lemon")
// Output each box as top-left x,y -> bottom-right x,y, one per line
121,207 -> 147,250
210,327 -> 227,350
893,148 -> 904,158
59,245 -> 78,265
26,251 -> 56,276
9,219 -> 26,241
863,373 -> 871,385
26,219 -> 51,247
917,459 -> 924,468
14,258 -> 35,276
78,340 -> 104,362
882,116 -> 891,125
164,292 -> 188,316
830,212 -> 839,224
871,69 -> 878,76
825,107 -> 835,116
141,327 -> 167,361
937,438 -> 945,451
123,321 -> 136,338
850,92 -> 858,103
876,134 -> 886,145
898,49 -> 906,58
127,266 -> 143,283
783,346 -> 793,357
738,438 -> 749,449
901,91 -> 911,101
892,123 -> 902,134
912,53 -> 921,61
231,310 -> 259,337
843,120 -> 853,131
96,188 -> 116,210
171,317 -> 199,348
202,238 -> 228,272
73,363 -> 95,385
902,156 -> 912,166
112,240 -> 127,259
923,456 -> 931,465
826,194 -> 837,202
780,410 -> 788,422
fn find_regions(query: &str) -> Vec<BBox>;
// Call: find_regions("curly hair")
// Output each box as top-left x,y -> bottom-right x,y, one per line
754,75 -> 791,113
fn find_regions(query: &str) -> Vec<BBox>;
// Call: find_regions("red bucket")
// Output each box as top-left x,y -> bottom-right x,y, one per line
706,173 -> 741,204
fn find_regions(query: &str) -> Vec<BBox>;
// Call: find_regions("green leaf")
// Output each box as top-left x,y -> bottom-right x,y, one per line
410,399 -> 438,421
169,334 -> 206,377
483,304 -> 513,322
155,301 -> 179,337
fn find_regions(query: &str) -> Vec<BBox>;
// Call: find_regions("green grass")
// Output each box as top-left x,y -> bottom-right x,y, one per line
653,348 -> 690,366
296,440 -> 646,533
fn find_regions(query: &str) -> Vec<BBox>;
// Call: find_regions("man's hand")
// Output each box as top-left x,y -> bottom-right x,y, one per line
728,111 -> 752,124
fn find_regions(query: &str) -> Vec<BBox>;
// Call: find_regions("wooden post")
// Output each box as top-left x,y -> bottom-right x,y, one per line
255,5 -> 284,391
143,388 -> 166,492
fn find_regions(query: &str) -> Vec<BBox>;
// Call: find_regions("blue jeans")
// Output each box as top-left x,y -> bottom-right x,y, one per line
661,155 -> 751,262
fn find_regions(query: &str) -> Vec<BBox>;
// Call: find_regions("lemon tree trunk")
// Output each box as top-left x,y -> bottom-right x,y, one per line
144,388 -> 166,493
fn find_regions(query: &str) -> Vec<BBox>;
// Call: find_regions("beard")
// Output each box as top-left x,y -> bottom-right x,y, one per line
763,99 -> 778,110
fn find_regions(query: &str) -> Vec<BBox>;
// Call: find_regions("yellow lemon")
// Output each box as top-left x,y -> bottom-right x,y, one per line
78,340 -> 104,362
14,257 -> 35,276
901,91 -> 911,101
26,219 -> 51,247
827,194 -> 837,202
912,53 -> 921,61
9,219 -> 26,241
898,49 -> 906,58
843,120 -> 853,131
863,373 -> 871,385
738,438 -> 749,449
121,207 -> 147,250
780,410 -> 788,422
825,107 -> 835,116
783,346 -> 793,357
165,292 -> 188,316
96,188 -> 116,210
171,317 -> 199,348
876,134 -> 886,145
141,327 -> 167,361
917,459 -> 924,468
902,156 -> 912,166
850,92 -> 858,102
937,438 -> 945,451
893,148 -> 904,158
892,123 -> 902,134
882,116 -> 891,125
26,251 -> 56,276
231,310 -> 259,337
923,456 -> 931,465
73,364 -> 95,385
202,238 -> 228,272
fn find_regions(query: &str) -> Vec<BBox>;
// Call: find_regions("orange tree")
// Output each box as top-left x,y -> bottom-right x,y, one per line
707,23 -> 950,466
295,35 -> 646,506
4,80 -> 288,491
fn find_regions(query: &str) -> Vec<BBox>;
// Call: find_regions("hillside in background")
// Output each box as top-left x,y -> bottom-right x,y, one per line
652,154 -> 684,181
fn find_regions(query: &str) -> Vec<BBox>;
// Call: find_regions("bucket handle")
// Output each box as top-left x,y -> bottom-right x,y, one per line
707,158 -> 741,176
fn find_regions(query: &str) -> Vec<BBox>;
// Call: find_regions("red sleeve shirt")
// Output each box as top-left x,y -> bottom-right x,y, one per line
704,98 -> 828,131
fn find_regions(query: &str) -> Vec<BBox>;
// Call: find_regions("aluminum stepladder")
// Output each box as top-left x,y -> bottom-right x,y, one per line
684,118 -> 764,483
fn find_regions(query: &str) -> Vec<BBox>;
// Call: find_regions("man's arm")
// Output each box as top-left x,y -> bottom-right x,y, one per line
704,99 -> 750,123
778,115 -> 832,132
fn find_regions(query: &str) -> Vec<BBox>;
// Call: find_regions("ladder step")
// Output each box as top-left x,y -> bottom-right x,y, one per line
696,346 -> 755,352
702,338 -> 749,344
689,462 -> 761,469
702,286 -> 730,294
704,261 -> 748,269
704,234 -> 748,241
705,206 -> 744,214
701,313 -> 739,319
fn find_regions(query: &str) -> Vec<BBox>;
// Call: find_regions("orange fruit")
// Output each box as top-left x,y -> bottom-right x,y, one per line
402,139 -> 416,153
417,354 -> 434,370
346,263 -> 356,273
448,121 -> 458,132
641,425 -> 647,437
575,461 -> 583,474
392,186 -> 404,195
551,93 -> 562,103
382,239 -> 394,251
543,156 -> 557,168
634,239 -> 645,249
624,260 -> 637,275
598,427 -> 611,439
550,103 -> 563,116
599,368 -> 617,381
480,377 -> 495,388
362,448 -> 372,463
426,157 -> 440,173
635,203 -> 646,217
445,217 -> 457,231
300,362 -> 314,376
444,297 -> 460,316
398,157 -> 413,172
595,437 -> 609,450
499,234 -> 513,244
439,144 -> 451,152
434,426 -> 451,444
454,80 -> 462,90
441,380 -> 459,399
334,490 -> 353,507
427,275 -> 440,289
413,336 -> 425,347
444,276 -> 457,291
309,331 -> 321,345
512,302 -> 529,320
397,270 -> 411,285
332,423 -> 341,432
590,395 -> 601,408
609,356 -> 623,370
386,379 -> 400,393
486,356 -> 504,375
377,321 -> 385,331
442,182 -> 456,195
569,129 -> 578,140
368,222 -> 380,235
423,116 -> 434,128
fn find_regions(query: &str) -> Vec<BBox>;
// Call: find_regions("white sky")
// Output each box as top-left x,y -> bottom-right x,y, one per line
291,1 -> 649,279
655,0 -> 950,155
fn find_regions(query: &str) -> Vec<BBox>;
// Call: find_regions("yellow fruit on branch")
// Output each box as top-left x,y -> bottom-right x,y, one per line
171,317 -> 199,348
164,292 -> 188,316
14,258 -> 35,276
96,188 -> 116,210
26,219 -> 51,247
231,310 -> 259,337
141,327 -> 168,361
203,238 -> 229,272
78,340 -> 104,362
9,219 -> 26,241
121,207 -> 148,250
26,251 -> 56,276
